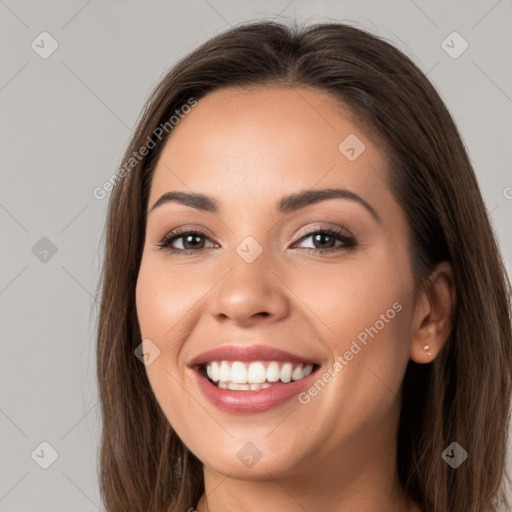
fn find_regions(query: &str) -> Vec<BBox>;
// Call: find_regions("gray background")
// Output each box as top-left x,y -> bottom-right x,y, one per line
1,1 -> 511,510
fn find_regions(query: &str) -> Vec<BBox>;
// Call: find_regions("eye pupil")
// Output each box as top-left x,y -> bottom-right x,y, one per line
183,234 -> 204,250
314,233 -> 335,248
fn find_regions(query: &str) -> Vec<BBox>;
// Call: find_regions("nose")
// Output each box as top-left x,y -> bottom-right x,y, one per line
208,252 -> 290,327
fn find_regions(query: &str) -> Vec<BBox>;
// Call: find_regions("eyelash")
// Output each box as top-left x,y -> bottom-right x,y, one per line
157,226 -> 357,256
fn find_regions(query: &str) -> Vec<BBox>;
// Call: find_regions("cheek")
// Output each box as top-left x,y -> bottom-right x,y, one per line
135,260 -> 186,398
293,252 -> 413,412
135,258 -> 202,344
289,248 -> 413,345
135,262 -> 204,439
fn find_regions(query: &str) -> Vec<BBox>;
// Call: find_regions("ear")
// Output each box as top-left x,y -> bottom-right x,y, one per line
410,261 -> 456,363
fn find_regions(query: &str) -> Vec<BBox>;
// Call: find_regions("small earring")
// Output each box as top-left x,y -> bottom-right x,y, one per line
423,344 -> 432,355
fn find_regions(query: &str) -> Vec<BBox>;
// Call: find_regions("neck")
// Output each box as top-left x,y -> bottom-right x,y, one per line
197,473 -> 417,512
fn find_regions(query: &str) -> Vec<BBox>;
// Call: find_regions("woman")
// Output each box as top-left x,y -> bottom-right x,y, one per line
95,20 -> 512,512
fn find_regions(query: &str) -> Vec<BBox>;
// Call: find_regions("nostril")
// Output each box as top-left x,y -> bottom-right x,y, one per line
252,311 -> 270,318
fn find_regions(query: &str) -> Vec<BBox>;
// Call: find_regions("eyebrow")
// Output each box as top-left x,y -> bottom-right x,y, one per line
148,187 -> 381,223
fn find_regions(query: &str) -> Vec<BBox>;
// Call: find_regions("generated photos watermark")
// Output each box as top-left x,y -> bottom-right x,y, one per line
298,301 -> 403,405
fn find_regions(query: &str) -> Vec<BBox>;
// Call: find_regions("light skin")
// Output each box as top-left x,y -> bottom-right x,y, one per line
135,86 -> 456,512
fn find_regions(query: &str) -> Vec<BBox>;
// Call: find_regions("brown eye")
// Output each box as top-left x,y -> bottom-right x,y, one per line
157,230 -> 216,254
310,232 -> 337,249
179,233 -> 206,250
293,227 -> 356,254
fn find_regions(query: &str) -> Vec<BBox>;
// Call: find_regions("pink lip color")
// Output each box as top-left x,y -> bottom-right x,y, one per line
191,367 -> 319,413
188,344 -> 320,413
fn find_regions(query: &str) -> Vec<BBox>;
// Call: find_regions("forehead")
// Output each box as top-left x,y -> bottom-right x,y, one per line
148,86 -> 389,211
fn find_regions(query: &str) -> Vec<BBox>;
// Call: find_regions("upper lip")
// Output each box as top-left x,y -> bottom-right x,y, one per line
188,344 -> 319,367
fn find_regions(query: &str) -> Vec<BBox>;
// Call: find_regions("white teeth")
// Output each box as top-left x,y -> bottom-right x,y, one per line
248,382 -> 272,390
266,361 -> 280,382
219,361 -> 230,382
211,361 -> 219,381
291,364 -> 304,381
247,362 -> 267,383
230,361 -> 247,383
227,382 -> 250,390
205,359 -> 315,388
280,363 -> 293,383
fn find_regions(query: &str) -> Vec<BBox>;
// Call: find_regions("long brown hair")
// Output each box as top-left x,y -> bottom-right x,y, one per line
95,20 -> 512,512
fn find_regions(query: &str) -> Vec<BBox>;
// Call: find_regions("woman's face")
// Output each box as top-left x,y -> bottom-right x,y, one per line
136,86 -> 419,481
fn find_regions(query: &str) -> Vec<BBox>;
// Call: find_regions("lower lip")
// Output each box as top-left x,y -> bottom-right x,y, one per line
191,367 -> 319,414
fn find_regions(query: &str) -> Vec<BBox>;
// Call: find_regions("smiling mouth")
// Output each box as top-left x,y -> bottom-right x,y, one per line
198,360 -> 320,391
